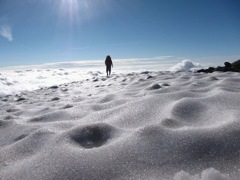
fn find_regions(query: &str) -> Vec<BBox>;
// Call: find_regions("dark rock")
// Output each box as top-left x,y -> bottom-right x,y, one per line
63,104 -> 73,109
224,62 -> 232,68
232,67 -> 240,72
15,97 -> 26,102
216,66 -> 225,71
197,69 -> 206,73
51,97 -> 60,101
140,71 -> 149,74
127,73 -> 134,76
162,83 -> 170,86
197,67 -> 215,73
49,85 -> 59,89
197,59 -> 240,73
208,67 -> 215,73
148,84 -> 161,90
61,88 -> 68,92
232,59 -> 240,68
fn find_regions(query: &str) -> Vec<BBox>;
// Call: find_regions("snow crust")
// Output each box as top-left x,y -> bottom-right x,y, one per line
1,62 -> 240,179
0,59 -> 198,97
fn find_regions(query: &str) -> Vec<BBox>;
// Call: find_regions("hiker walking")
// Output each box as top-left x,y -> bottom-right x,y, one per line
105,55 -> 113,76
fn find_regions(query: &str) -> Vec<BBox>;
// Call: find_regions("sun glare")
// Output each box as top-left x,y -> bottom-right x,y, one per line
60,0 -> 80,22
51,0 -> 112,25
57,0 -> 96,24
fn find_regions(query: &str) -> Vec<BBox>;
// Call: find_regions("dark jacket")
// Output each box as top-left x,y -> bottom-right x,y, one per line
105,56 -> 113,67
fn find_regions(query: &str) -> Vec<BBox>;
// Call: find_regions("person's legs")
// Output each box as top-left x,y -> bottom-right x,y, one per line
106,66 -> 109,76
106,66 -> 111,76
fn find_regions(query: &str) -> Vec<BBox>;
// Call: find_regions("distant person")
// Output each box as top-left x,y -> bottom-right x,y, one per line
105,55 -> 113,76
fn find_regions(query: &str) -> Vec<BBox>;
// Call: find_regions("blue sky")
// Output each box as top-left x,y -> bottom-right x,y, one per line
0,0 -> 239,67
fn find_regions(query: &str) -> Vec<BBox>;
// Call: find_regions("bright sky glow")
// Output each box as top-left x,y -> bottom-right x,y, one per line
60,0 -> 81,20
57,0 -> 89,24
0,0 -> 240,67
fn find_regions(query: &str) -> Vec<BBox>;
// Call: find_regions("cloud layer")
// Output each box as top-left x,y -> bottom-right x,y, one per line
0,25 -> 13,42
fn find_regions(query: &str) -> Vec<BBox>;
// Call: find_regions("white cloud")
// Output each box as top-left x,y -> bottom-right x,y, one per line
0,25 -> 13,42
169,59 -> 203,72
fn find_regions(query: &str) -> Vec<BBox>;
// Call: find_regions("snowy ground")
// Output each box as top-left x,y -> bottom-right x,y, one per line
0,60 -> 239,180
0,58 -> 202,96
